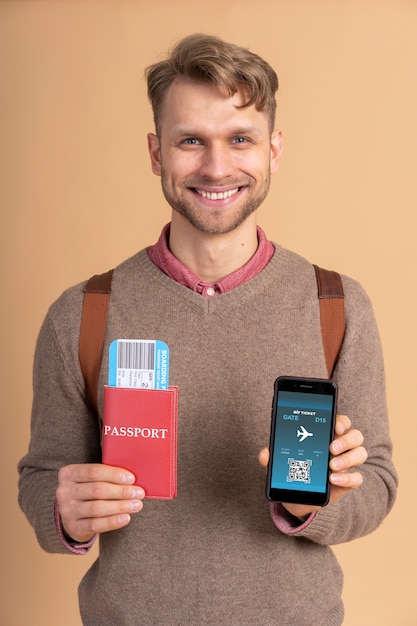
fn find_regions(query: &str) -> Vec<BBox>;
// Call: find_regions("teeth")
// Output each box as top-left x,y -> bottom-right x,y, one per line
196,188 -> 239,200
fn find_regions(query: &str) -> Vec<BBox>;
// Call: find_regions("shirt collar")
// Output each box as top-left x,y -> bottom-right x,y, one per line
147,223 -> 274,297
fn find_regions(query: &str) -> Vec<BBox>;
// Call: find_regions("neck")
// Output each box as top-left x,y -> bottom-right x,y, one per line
169,213 -> 259,283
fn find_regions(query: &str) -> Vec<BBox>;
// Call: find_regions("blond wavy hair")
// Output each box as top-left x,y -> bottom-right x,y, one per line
145,34 -> 279,135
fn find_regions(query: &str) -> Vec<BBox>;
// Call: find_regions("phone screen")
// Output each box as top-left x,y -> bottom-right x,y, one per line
266,377 -> 337,506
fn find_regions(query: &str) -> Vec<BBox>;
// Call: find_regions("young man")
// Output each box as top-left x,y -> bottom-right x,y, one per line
18,34 -> 397,625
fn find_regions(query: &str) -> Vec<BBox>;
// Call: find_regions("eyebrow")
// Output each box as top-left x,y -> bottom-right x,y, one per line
170,125 -> 263,139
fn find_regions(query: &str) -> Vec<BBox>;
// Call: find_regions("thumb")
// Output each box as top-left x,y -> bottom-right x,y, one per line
258,447 -> 269,467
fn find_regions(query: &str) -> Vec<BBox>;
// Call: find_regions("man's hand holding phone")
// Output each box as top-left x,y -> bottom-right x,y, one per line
260,413 -> 367,519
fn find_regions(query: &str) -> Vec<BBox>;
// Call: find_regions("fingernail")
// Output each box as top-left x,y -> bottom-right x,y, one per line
330,473 -> 344,484
122,473 -> 135,484
129,500 -> 143,512
331,441 -> 343,454
132,488 -> 145,499
331,457 -> 344,470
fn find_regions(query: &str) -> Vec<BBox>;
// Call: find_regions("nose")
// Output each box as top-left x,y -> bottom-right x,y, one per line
198,143 -> 234,180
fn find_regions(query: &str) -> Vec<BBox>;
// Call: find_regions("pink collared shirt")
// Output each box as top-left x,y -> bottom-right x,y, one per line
147,223 -> 275,295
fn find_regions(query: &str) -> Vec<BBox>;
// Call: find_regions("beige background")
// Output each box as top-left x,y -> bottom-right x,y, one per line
1,1 -> 415,624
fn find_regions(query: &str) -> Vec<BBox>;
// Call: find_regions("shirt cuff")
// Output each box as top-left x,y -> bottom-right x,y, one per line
269,502 -> 317,535
54,499 -> 97,554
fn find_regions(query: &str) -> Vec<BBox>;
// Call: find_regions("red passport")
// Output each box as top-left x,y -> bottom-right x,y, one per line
102,385 -> 178,499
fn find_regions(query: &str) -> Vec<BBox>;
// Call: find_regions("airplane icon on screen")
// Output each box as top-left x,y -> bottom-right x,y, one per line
297,425 -> 313,443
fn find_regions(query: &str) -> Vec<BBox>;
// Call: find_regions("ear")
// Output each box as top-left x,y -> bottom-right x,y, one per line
270,130 -> 283,174
147,133 -> 162,176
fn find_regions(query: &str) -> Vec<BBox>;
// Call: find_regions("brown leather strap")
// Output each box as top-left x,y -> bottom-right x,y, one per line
313,264 -> 345,377
79,269 -> 114,415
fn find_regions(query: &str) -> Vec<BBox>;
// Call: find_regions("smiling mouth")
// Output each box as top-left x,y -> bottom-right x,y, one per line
194,187 -> 240,200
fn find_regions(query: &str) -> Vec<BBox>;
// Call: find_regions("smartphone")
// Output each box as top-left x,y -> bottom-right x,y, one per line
266,376 -> 338,507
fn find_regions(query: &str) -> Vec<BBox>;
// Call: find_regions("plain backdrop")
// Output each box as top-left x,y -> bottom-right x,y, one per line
1,1 -> 415,624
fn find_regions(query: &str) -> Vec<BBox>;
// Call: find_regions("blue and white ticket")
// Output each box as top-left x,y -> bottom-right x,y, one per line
108,339 -> 169,390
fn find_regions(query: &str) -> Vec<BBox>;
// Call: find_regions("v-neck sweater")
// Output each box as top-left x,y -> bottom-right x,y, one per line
18,242 -> 397,626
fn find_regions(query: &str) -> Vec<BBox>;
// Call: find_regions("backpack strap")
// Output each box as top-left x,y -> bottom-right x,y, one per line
313,264 -> 345,377
78,264 -> 345,412
79,269 -> 114,415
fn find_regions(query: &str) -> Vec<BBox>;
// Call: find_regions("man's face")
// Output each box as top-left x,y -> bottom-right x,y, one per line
148,79 -> 282,235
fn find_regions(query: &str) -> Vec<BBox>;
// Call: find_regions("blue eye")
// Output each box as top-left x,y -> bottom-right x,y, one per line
183,138 -> 200,145
232,137 -> 248,144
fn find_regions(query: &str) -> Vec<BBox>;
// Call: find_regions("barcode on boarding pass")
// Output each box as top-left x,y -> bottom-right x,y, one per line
108,339 -> 169,390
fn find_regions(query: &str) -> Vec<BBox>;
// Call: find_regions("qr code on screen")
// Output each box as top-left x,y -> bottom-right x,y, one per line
286,458 -> 312,484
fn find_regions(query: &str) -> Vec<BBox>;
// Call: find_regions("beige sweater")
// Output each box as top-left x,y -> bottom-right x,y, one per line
18,243 -> 397,626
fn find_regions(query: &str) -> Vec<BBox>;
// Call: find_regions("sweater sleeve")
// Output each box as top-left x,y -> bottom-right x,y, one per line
17,296 -> 102,555
276,278 -> 398,545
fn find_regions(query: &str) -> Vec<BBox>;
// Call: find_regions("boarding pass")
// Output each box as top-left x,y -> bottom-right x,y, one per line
108,339 -> 170,390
